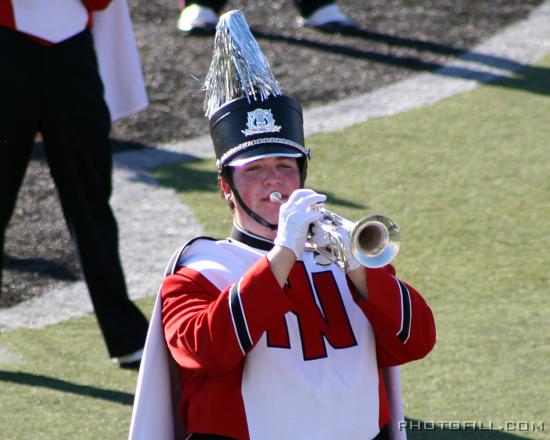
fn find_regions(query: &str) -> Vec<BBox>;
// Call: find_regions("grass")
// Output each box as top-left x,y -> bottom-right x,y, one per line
0,297 -> 155,439
2,56 -> 550,439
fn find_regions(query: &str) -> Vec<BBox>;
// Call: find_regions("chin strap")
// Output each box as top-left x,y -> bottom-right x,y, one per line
228,178 -> 279,230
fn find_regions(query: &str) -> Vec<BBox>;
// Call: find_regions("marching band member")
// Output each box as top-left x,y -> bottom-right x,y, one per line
130,10 -> 435,440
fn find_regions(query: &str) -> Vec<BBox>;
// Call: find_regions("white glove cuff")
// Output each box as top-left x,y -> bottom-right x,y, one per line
274,233 -> 304,259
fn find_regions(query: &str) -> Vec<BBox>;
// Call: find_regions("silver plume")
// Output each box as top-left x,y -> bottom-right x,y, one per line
203,10 -> 281,119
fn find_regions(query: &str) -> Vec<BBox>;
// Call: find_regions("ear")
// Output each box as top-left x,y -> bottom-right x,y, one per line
219,177 -> 234,204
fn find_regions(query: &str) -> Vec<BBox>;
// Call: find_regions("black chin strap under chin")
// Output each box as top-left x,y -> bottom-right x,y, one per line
228,179 -> 279,230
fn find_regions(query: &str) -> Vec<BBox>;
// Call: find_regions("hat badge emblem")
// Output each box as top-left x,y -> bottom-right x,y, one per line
242,108 -> 282,136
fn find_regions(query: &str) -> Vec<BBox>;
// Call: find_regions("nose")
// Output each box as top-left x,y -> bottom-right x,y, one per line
263,166 -> 282,186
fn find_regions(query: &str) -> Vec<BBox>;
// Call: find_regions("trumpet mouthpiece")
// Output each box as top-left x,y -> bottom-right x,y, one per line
269,192 -> 283,203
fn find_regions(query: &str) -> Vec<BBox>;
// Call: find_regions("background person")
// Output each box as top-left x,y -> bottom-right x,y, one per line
0,0 -> 149,367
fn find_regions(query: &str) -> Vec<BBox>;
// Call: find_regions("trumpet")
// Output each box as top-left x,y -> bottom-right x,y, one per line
270,192 -> 400,271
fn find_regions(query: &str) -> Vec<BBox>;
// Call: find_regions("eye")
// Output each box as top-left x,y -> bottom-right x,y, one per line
244,163 -> 261,172
277,160 -> 298,171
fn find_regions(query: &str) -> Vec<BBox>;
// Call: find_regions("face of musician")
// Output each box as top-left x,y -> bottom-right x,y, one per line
220,156 -> 301,240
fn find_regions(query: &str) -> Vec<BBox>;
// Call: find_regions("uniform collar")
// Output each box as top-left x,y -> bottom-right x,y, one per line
230,221 -> 274,251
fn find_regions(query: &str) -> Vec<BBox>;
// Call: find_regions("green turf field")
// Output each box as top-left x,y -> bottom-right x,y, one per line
1,56 -> 549,439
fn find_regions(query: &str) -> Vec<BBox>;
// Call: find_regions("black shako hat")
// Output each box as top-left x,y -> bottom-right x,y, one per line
209,94 -> 308,171
203,10 -> 310,174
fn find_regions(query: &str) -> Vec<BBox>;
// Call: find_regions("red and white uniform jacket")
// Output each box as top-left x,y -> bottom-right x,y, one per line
160,226 -> 436,440
0,0 -> 111,43
0,0 -> 148,120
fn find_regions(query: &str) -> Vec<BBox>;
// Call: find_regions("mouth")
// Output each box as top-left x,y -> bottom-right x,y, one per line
267,192 -> 285,203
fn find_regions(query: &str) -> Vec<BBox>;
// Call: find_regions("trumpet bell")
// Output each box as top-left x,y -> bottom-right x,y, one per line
350,215 -> 400,269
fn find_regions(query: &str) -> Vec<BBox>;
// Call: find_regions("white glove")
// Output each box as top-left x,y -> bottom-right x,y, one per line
274,189 -> 326,259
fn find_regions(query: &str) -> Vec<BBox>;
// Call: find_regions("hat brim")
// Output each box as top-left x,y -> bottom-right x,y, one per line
226,145 -> 305,167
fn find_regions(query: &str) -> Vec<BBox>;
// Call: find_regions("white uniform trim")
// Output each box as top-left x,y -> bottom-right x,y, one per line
128,292 -> 184,440
394,276 -> 412,344
92,0 -> 148,121
228,279 -> 254,354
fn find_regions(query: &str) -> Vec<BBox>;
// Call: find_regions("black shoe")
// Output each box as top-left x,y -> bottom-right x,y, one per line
113,348 -> 143,370
184,23 -> 217,36
119,359 -> 141,370
310,21 -> 361,35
